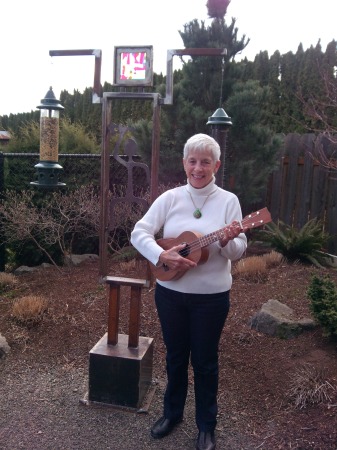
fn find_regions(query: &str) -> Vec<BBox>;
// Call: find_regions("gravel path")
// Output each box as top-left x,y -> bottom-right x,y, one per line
0,359 -> 257,450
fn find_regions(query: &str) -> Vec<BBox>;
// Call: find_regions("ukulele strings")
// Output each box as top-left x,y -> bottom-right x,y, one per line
178,215 -> 263,257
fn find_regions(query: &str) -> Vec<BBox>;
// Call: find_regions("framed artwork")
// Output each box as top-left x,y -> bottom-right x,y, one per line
113,46 -> 153,87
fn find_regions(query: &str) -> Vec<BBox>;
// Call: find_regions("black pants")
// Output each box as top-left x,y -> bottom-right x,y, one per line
155,283 -> 230,432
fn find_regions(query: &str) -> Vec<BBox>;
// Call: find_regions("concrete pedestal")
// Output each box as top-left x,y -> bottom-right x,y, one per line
88,333 -> 154,409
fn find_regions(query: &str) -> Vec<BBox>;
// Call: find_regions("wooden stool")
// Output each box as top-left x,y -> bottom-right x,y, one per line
88,276 -> 154,409
105,276 -> 149,347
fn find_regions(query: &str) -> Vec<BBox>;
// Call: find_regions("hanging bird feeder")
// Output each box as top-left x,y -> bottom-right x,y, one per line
31,87 -> 65,188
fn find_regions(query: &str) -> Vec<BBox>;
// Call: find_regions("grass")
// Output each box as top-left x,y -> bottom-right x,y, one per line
262,250 -> 285,267
233,251 -> 284,282
287,363 -> 336,409
11,295 -> 48,326
0,272 -> 18,292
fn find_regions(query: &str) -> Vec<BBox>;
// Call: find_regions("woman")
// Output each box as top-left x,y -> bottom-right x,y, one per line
131,133 -> 247,450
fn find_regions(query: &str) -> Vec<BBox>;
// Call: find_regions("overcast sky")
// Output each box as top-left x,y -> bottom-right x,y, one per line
1,0 -> 336,116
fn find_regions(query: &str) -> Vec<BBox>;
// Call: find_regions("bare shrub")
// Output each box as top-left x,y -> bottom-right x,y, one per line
0,185 -> 100,269
11,295 -> 48,326
107,182 -> 178,257
233,256 -> 268,282
108,184 -> 150,255
262,250 -> 285,267
287,363 -> 336,409
0,272 -> 18,291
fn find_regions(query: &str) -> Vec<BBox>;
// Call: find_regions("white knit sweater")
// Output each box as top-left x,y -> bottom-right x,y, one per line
130,179 -> 247,294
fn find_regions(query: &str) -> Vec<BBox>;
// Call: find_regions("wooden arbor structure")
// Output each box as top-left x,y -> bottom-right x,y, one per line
50,47 -> 227,410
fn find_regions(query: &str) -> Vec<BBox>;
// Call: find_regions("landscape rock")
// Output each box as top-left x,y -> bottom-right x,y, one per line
40,263 -> 54,269
64,254 -> 99,267
0,333 -> 10,359
14,263 -> 53,274
249,299 -> 316,339
13,255 -> 98,274
14,265 -> 39,275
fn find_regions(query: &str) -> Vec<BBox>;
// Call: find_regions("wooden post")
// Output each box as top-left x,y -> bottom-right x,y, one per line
107,284 -> 120,345
105,276 -> 149,347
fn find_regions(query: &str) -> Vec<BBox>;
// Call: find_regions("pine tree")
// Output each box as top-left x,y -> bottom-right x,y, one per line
225,79 -> 282,211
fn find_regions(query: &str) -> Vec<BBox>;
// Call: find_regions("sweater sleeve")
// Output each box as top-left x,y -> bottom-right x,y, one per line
219,233 -> 247,261
218,194 -> 247,261
130,191 -> 172,266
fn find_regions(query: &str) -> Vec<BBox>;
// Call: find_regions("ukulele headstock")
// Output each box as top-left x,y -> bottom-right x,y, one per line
241,207 -> 272,231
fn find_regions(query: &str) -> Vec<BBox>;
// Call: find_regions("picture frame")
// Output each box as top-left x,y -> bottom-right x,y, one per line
113,46 -> 153,87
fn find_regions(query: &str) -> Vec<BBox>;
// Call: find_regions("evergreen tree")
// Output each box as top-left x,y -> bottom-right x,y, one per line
299,40 -> 337,133
154,15 -> 249,181
6,120 -> 40,153
225,80 -> 282,212
267,50 -> 282,130
252,50 -> 270,86
277,49 -> 303,132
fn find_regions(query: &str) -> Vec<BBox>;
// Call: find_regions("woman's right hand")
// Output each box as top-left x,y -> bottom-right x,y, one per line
158,243 -> 197,272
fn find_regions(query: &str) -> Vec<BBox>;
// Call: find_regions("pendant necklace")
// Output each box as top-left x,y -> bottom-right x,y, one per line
187,191 -> 211,219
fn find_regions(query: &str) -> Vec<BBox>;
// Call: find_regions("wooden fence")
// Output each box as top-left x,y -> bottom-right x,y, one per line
266,133 -> 337,254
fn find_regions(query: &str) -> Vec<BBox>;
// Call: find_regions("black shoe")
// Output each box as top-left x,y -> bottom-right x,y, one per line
195,431 -> 216,450
150,416 -> 183,439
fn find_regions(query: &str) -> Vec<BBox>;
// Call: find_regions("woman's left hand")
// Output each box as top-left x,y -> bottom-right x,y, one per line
219,221 -> 242,247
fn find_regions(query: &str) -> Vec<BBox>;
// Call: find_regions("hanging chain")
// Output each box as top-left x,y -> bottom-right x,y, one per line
219,57 -> 226,107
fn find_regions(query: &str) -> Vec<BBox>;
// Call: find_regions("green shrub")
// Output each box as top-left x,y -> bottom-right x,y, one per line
259,219 -> 329,267
307,275 -> 337,339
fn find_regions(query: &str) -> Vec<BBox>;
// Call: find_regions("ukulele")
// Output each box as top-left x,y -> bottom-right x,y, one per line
150,207 -> 272,281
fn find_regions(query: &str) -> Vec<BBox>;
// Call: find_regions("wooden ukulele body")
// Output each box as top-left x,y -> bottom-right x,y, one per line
152,231 -> 209,281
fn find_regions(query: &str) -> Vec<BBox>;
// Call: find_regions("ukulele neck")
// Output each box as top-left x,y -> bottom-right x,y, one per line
199,226 -> 236,248
179,226 -> 235,256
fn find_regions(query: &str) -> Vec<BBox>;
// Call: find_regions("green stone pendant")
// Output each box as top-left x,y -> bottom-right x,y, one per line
193,209 -> 202,219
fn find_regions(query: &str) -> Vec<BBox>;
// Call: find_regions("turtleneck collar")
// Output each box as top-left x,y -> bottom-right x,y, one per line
186,176 -> 218,196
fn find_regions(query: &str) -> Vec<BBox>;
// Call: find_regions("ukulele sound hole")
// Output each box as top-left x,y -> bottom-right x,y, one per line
179,242 -> 190,258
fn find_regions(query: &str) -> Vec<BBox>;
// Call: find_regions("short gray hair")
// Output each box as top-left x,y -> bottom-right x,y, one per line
183,133 -> 221,161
